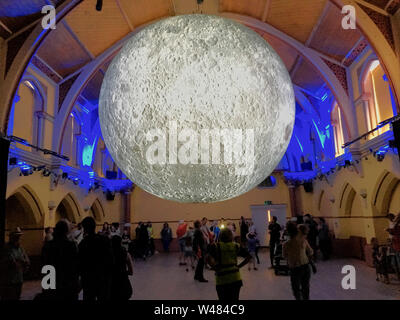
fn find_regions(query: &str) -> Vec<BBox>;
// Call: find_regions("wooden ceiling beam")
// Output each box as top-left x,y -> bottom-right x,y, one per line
305,1 -> 331,47
33,54 -> 64,80
170,0 -> 177,15
0,20 -> 13,36
115,0 -> 134,31
62,19 -> 95,60
290,55 -> 302,77
341,36 -> 365,64
354,0 -> 389,15
261,0 -> 272,22
385,0 -> 395,11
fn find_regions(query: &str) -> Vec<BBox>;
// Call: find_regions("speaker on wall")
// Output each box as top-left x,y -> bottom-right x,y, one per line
106,190 -> 115,201
303,181 -> 313,193
106,170 -> 118,179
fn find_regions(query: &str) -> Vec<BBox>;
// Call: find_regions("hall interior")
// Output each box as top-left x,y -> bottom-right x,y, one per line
0,0 -> 400,298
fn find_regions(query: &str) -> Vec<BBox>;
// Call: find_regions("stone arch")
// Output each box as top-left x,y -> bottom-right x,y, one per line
0,0 -> 80,134
339,182 -> 356,216
55,192 -> 82,224
330,0 -> 400,112
5,184 -> 44,229
7,77 -> 46,150
318,190 -> 325,212
88,198 -> 105,224
371,170 -> 400,217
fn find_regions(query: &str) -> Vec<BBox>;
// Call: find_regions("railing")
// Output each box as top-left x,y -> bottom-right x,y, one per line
343,114 -> 400,148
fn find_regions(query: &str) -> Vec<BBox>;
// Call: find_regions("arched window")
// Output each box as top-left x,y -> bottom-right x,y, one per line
8,79 -> 45,151
361,60 -> 396,137
61,112 -> 81,167
332,103 -> 344,157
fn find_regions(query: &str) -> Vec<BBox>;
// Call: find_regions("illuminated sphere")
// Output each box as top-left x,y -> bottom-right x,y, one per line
99,14 -> 295,203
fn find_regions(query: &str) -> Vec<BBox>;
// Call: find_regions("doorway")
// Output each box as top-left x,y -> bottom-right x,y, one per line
250,204 -> 287,247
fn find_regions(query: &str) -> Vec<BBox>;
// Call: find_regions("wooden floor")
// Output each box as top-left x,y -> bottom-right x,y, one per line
21,249 -> 400,300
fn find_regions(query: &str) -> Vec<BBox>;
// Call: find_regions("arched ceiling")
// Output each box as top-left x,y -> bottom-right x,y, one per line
1,0 -> 399,144
0,0 -> 368,101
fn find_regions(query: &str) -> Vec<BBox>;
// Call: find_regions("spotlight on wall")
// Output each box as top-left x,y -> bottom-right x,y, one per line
20,166 -> 33,176
96,0 -> 103,11
42,169 -> 51,177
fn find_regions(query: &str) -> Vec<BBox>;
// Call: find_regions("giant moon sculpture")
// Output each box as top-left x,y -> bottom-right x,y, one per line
99,14 -> 295,203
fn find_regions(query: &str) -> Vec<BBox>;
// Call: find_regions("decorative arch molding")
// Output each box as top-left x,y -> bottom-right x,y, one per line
220,12 -> 358,141
53,20 -> 157,153
56,192 -> 82,223
54,12 -> 360,152
89,198 -> 105,224
0,0 -> 82,134
330,0 -> 400,114
358,53 -> 379,95
371,170 -> 400,216
294,86 -> 320,120
339,182 -> 356,216
6,184 -> 44,226
318,190 -> 325,212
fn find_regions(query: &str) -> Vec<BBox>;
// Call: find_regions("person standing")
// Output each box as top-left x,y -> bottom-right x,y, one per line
246,232 -> 258,270
208,229 -> 251,301
138,222 -> 149,259
193,220 -> 208,282
0,227 -> 30,300
41,220 -> 80,300
268,216 -> 281,268
201,217 -> 212,245
43,227 -> 53,243
78,217 -> 114,300
239,216 -> 249,247
121,228 -> 132,253
176,220 -> 188,265
210,220 -> 220,242
161,223 -> 173,252
110,235 -> 133,300
386,213 -> 400,279
70,223 -> 84,245
318,218 -> 331,260
147,222 -> 155,256
282,221 -> 313,300
99,222 -> 111,238
304,214 -> 318,259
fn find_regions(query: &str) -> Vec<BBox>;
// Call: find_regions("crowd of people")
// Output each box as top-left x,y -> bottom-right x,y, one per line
0,217 -> 133,300
372,213 -> 400,284
1,210 -> 399,301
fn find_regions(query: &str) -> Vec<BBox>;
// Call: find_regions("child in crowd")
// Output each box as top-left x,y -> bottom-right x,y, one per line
246,232 -> 259,271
